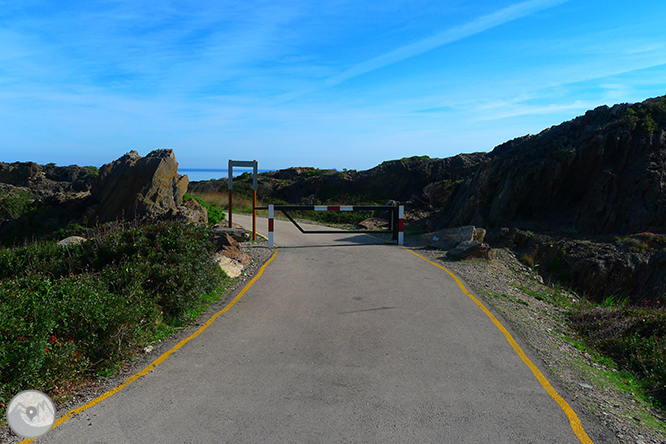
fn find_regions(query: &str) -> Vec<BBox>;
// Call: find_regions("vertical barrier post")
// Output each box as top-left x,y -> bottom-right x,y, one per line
391,206 -> 398,241
252,189 -> 257,241
398,205 -> 404,246
228,190 -> 233,228
228,159 -> 233,228
268,204 -> 274,249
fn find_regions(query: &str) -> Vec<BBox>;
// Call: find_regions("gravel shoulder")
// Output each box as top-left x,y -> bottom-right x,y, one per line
402,236 -> 666,444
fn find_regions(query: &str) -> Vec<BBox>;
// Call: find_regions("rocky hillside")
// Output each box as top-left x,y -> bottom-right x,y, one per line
193,96 -> 666,238
190,153 -> 487,207
190,95 -> 666,303
441,98 -> 666,235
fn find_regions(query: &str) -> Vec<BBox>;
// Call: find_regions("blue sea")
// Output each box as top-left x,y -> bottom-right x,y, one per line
180,168 -> 272,182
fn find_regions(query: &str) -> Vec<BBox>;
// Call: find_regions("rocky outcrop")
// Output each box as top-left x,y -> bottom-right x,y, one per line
0,162 -> 97,196
191,97 -> 666,240
188,153 -> 487,206
495,231 -> 666,304
440,98 -> 666,235
90,149 -> 206,224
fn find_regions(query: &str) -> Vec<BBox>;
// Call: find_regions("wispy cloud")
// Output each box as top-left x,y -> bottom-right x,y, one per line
271,0 -> 571,104
324,0 -> 571,86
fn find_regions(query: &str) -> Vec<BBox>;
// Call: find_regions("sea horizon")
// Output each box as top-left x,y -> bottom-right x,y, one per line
180,168 -> 273,182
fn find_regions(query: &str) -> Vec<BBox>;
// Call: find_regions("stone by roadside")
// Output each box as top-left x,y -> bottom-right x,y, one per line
403,235 -> 666,444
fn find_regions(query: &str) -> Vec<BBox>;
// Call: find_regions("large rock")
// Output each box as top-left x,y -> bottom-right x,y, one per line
420,225 -> 486,249
211,226 -> 251,243
531,236 -> 664,303
90,149 -> 206,224
447,240 -> 493,260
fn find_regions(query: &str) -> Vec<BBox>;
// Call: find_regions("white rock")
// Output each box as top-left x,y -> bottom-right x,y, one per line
214,254 -> 243,278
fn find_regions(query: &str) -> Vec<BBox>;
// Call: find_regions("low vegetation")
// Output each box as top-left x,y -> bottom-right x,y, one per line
0,221 -> 227,408
184,193 -> 225,225
514,280 -> 666,411
569,304 -> 666,407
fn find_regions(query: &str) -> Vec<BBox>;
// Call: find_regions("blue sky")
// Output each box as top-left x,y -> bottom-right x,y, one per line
2,1 -> 666,179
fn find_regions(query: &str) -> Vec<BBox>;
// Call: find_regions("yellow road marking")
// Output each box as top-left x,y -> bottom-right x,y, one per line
402,247 -> 593,444
18,247 -> 278,444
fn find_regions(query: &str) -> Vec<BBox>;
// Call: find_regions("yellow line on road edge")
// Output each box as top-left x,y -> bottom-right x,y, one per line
19,248 -> 278,444
402,247 -> 593,444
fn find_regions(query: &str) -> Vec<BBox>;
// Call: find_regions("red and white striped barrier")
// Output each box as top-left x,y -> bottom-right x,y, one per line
398,205 -> 404,246
267,204 -> 404,248
268,204 -> 274,248
314,205 -> 353,211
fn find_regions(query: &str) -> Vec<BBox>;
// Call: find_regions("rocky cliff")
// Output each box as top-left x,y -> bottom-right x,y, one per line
440,98 -> 666,235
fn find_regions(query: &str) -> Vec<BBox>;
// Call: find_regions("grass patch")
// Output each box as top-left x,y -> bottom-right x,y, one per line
558,329 -> 666,433
0,220 -> 227,407
184,193 -> 226,225
517,284 -> 572,308
189,191 -> 260,215
569,305 -> 666,408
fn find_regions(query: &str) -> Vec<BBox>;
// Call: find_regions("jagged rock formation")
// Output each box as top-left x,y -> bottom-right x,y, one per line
0,161 -> 97,196
440,98 -> 666,235
90,149 -> 206,224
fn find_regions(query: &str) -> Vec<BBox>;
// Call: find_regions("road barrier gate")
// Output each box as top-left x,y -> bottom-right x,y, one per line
255,204 -> 404,248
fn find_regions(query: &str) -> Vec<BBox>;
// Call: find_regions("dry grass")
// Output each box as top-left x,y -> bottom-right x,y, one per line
188,191 -> 267,216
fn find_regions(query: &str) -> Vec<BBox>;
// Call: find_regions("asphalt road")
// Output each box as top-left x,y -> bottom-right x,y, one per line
35,214 -> 607,443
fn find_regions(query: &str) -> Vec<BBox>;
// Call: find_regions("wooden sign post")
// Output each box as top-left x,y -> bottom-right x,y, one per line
228,160 -> 258,240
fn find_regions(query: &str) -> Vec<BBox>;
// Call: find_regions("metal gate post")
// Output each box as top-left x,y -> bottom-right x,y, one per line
392,206 -> 398,242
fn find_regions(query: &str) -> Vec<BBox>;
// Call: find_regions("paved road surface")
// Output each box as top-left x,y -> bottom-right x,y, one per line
36,214 -> 608,443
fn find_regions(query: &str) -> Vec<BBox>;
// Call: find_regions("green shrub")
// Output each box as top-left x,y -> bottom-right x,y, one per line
184,194 -> 225,225
570,306 -> 666,403
83,165 -> 99,178
0,221 -> 226,406
0,188 -> 36,219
